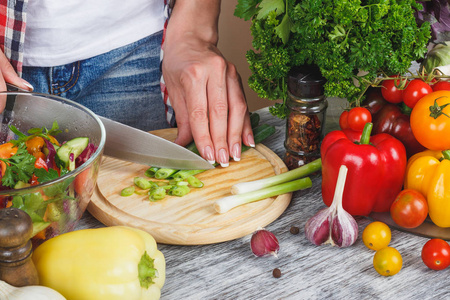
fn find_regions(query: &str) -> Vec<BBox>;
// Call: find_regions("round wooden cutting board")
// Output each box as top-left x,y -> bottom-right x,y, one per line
87,128 -> 291,245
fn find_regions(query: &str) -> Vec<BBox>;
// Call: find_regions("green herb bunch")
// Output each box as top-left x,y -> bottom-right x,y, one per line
235,0 -> 431,119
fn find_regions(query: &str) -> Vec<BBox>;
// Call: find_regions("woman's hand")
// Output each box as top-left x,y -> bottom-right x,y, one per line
0,50 -> 34,111
162,0 -> 254,167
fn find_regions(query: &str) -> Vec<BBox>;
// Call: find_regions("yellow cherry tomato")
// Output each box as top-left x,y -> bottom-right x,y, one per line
362,221 -> 391,251
373,247 -> 403,276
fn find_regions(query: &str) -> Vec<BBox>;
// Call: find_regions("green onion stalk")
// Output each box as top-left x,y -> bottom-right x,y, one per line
214,177 -> 313,214
231,158 -> 321,195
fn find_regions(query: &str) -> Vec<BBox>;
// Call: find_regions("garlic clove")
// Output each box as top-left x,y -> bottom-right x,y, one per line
250,229 -> 280,257
331,210 -> 358,247
305,208 -> 333,246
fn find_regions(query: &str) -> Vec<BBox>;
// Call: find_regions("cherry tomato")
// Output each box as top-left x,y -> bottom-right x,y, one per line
381,78 -> 404,104
421,239 -> 450,270
339,107 -> 372,131
373,247 -> 403,276
362,221 -> 391,251
410,90 -> 450,150
432,81 -> 450,92
390,189 -> 428,229
402,79 -> 433,108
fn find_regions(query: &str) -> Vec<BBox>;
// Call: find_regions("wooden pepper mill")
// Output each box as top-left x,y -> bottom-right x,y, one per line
0,207 -> 39,286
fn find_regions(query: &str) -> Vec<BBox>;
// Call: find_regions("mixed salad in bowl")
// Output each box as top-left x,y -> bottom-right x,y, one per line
0,121 -> 98,243
0,89 -> 106,247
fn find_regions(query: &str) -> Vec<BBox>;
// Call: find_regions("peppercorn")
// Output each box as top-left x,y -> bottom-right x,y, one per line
272,268 -> 282,278
290,226 -> 300,235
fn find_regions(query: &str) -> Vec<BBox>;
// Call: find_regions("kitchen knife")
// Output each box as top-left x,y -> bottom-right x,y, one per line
3,84 -> 213,170
99,116 -> 214,170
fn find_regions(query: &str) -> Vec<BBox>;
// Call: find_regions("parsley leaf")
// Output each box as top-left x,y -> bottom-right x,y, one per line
234,0 -> 261,21
34,168 -> 60,184
9,121 -> 62,145
257,0 -> 285,19
275,11 -> 292,44
0,143 -> 36,188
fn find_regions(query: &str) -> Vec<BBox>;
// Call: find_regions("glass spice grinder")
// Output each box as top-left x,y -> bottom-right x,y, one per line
284,64 -> 328,170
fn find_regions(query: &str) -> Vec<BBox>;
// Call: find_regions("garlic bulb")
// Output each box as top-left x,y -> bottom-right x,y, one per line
305,165 -> 358,247
0,280 -> 66,300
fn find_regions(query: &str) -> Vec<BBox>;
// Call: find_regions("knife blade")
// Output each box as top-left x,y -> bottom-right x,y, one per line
99,116 -> 214,170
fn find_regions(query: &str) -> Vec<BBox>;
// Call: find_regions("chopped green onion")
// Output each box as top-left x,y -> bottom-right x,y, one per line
149,187 -> 166,201
187,175 -> 204,188
169,185 -> 190,197
168,179 -> 179,185
176,181 -> 189,186
145,167 -> 160,178
134,177 -> 152,190
135,189 -> 150,195
231,158 -> 321,194
148,181 -> 160,189
215,177 -> 313,214
120,186 -> 135,197
155,168 -> 178,179
172,169 -> 205,181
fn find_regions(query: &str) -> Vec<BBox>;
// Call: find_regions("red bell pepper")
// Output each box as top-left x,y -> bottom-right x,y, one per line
362,87 -> 425,157
30,157 -> 49,186
321,123 -> 407,216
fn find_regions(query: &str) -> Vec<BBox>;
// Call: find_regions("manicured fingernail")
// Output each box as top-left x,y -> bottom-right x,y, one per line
232,143 -> 241,161
218,148 -> 229,167
204,145 -> 215,164
248,134 -> 255,147
22,80 -> 34,91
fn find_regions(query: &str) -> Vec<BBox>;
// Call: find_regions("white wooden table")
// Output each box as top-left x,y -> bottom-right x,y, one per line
76,98 -> 448,300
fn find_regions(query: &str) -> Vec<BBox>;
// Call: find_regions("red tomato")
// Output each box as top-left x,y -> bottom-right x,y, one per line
74,167 -> 94,196
390,189 -> 428,228
421,239 -> 450,271
34,157 -> 49,171
402,79 -> 433,108
339,110 -> 349,130
339,107 -> 372,131
381,78 -> 404,104
432,81 -> 450,92
347,107 -> 372,131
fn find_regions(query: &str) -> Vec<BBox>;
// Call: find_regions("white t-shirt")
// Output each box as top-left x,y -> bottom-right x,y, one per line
23,0 -> 165,67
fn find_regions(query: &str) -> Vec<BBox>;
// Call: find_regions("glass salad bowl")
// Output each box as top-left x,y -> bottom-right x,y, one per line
0,91 -> 105,247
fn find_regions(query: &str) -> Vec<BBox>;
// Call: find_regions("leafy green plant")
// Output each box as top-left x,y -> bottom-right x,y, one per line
235,0 -> 431,118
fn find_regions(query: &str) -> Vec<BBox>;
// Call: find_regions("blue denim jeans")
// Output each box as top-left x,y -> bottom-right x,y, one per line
22,31 -> 170,132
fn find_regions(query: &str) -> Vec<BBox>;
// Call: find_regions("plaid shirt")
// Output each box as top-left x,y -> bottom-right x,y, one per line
0,0 -> 176,126
0,0 -> 28,77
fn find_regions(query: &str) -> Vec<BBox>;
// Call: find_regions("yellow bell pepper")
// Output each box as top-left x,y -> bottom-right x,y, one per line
404,150 -> 450,227
32,226 -> 165,300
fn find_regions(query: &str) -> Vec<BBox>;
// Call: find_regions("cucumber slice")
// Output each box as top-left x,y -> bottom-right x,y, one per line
32,221 -> 51,238
56,137 -> 89,170
14,181 -> 31,189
